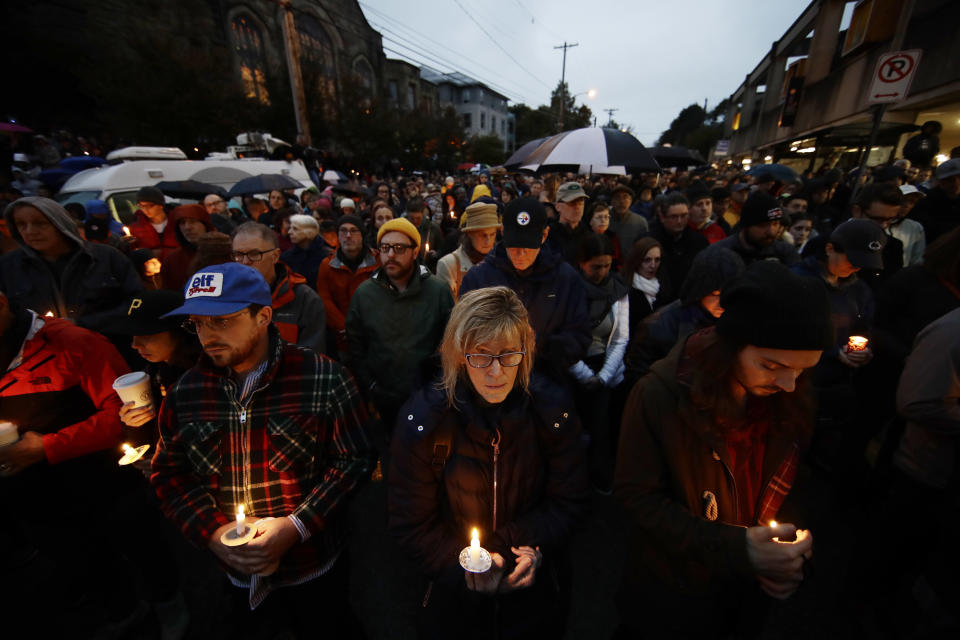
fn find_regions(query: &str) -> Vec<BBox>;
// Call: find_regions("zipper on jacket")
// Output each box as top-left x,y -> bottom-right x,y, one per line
491,429 -> 501,531
714,451 -> 741,524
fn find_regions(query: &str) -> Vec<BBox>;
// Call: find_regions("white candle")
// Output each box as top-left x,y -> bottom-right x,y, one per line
470,528 -> 481,566
236,505 -> 246,536
122,225 -> 132,236
0,422 -> 18,447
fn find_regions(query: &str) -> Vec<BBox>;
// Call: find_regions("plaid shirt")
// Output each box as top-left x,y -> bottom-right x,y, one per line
151,327 -> 375,606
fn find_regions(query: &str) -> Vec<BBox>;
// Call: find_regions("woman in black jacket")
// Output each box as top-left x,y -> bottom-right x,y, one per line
387,286 -> 590,640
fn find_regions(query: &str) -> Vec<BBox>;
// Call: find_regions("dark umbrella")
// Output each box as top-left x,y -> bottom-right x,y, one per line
503,137 -> 548,170
226,173 -> 303,197
649,145 -> 706,168
0,122 -> 33,134
519,127 -> 660,175
747,163 -> 800,183
156,179 -> 227,199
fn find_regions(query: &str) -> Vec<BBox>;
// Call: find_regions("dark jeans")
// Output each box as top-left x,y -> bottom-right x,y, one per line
228,554 -> 364,639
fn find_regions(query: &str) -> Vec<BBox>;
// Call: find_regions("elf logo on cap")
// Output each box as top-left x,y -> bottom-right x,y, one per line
187,272 -> 224,298
517,211 -> 531,226
868,240 -> 883,251
767,207 -> 783,221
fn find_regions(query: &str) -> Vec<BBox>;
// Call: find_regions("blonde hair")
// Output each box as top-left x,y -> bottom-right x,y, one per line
439,286 -> 535,406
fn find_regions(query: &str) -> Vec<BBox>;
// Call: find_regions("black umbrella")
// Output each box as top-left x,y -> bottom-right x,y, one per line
519,127 -> 660,175
226,173 -> 303,197
502,137 -> 548,170
649,145 -> 706,168
746,163 -> 800,183
155,179 -> 226,199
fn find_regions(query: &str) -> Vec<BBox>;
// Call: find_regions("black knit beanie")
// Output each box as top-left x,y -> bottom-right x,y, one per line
680,247 -> 745,305
716,261 -> 832,351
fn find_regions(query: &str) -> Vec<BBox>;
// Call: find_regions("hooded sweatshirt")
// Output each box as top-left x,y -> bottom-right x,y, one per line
1,197 -> 143,329
162,205 -> 214,291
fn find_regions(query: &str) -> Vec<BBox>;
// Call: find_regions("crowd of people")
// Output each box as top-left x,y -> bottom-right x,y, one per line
1,130 -> 959,639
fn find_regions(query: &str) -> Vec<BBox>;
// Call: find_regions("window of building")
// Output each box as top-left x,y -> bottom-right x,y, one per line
296,15 -> 335,100
232,15 -> 270,105
463,89 -> 471,103
502,120 -> 506,135
491,116 -> 496,132
408,83 -> 416,110
388,81 -> 399,105
463,113 -> 472,128
353,58 -> 374,94
480,112 -> 485,129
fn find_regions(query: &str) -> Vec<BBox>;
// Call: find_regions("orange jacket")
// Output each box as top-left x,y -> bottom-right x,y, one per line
315,249 -> 378,350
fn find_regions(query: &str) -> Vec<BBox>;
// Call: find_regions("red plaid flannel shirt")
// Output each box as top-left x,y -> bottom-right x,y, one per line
151,330 -> 375,595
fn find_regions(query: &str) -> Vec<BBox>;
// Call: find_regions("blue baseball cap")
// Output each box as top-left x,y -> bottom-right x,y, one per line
161,263 -> 272,318
85,199 -> 111,216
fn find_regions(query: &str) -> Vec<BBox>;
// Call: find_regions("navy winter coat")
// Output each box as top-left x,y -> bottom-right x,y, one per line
460,244 -> 591,380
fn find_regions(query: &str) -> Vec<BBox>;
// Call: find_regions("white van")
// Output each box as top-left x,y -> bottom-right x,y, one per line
56,148 -> 313,222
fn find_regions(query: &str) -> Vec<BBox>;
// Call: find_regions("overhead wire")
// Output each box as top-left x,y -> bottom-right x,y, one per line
450,0 -> 552,90
358,2 -> 541,104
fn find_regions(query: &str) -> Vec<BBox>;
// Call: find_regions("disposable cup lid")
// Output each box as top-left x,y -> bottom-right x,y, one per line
113,371 -> 150,389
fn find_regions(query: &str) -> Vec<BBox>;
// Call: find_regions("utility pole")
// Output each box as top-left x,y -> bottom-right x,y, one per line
279,0 -> 311,144
604,108 -> 618,127
554,41 -> 578,132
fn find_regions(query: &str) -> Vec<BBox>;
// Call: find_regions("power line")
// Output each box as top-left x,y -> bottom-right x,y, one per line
359,2 -> 541,103
451,0 -> 551,89
365,18 -> 534,102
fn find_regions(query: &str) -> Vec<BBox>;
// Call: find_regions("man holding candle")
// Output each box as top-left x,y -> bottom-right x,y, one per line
0,288 -> 163,636
614,262 -> 830,637
150,262 -> 375,633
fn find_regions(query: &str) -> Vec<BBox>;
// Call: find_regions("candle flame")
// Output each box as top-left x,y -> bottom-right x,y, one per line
471,527 -> 479,546
237,504 -> 245,519
769,520 -> 777,528
122,443 -> 135,455
44,311 -> 54,317
425,242 -> 430,253
122,225 -> 131,236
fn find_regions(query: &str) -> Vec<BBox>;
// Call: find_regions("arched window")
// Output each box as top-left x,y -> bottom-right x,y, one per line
232,15 -> 270,105
297,14 -> 336,101
353,58 -> 374,94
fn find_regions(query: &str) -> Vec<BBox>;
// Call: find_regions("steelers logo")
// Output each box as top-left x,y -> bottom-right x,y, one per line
868,240 -> 883,251
517,211 -> 531,226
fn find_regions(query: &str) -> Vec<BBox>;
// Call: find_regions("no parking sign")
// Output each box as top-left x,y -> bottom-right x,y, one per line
868,50 -> 922,104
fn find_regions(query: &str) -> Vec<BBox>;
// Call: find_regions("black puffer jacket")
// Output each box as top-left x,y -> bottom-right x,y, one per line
388,375 -> 589,638
388,375 -> 589,584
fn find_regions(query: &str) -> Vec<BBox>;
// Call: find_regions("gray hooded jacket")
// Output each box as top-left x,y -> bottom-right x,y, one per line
1,197 -> 142,329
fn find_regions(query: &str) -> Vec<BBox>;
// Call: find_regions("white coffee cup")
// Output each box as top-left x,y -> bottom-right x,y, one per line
113,372 -> 154,410
0,421 -> 18,448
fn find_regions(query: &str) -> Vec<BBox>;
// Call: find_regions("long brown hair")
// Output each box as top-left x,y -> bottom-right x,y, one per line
621,236 -> 662,278
688,330 -> 815,442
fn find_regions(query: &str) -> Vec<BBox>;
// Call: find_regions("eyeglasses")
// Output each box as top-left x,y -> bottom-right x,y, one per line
339,228 -> 362,236
378,243 -> 414,255
181,311 -> 247,334
465,351 -> 526,368
232,248 -> 278,262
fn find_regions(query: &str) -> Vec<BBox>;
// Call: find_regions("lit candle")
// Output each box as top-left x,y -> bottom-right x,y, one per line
44,311 -> 54,317
425,242 -> 430,254
847,336 -> 868,352
122,443 -> 136,457
122,225 -> 131,236
470,528 -> 481,566
236,504 -> 246,536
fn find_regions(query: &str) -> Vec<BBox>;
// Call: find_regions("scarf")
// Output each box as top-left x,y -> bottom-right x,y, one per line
581,272 -> 630,328
632,273 -> 660,307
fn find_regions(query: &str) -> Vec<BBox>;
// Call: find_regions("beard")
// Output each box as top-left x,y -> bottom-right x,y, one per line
203,331 -> 260,370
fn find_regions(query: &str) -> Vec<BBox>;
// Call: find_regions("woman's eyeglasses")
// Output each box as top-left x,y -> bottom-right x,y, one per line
465,351 -> 525,368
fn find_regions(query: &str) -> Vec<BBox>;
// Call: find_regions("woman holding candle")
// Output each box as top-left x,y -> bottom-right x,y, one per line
388,286 -> 590,639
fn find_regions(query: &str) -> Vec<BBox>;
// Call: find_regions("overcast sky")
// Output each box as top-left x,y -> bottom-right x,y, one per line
360,0 -> 813,145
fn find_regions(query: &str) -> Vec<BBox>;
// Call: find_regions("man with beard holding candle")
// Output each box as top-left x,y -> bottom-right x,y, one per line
150,263 -> 374,635
614,262 -> 830,638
